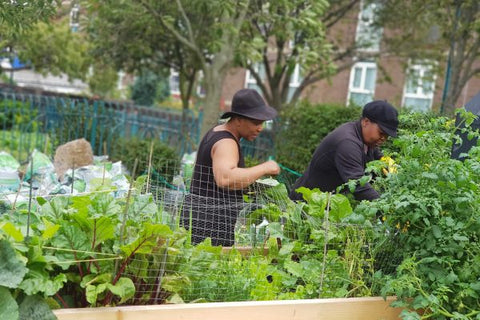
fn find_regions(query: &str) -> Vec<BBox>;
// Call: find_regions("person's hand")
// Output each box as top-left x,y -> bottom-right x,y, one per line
263,160 -> 281,176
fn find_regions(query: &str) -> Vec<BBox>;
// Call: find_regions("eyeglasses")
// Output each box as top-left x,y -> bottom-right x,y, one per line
377,125 -> 388,140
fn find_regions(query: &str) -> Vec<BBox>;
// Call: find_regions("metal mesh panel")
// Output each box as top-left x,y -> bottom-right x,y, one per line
1,152 -> 400,306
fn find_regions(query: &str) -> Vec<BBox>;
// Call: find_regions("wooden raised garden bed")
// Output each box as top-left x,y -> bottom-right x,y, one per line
54,296 -> 402,320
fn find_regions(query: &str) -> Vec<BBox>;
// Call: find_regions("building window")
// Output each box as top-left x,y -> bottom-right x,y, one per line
169,69 -> 205,97
347,61 -> 377,106
196,71 -> 206,97
402,63 -> 436,112
245,63 -> 266,93
355,1 -> 382,52
287,64 -> 303,103
70,3 -> 80,32
169,69 -> 180,95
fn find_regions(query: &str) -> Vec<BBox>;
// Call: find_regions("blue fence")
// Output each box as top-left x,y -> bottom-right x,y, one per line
0,88 -> 202,162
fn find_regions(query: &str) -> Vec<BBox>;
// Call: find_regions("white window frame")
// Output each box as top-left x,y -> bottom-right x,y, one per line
355,0 -> 383,52
287,64 -> 303,102
245,62 -> 266,93
70,3 -> 80,32
347,61 -> 377,106
169,69 -> 180,95
402,62 -> 436,111
169,69 -> 205,97
195,71 -> 205,98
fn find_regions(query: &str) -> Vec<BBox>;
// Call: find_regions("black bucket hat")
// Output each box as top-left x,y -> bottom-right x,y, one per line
221,89 -> 277,121
362,100 -> 399,137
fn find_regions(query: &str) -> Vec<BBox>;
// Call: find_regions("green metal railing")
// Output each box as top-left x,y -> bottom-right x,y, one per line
0,87 -> 301,191
0,89 -> 202,162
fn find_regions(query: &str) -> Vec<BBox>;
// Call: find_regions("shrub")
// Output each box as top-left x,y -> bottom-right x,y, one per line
275,101 -> 361,173
0,99 -> 38,131
109,137 -> 180,180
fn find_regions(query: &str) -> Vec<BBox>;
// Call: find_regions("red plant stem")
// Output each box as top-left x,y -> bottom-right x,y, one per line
103,238 -> 149,305
55,292 -> 69,308
87,220 -> 97,273
73,251 -> 84,278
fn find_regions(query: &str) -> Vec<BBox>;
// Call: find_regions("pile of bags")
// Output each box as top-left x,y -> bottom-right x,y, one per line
0,139 -> 131,210
0,151 -> 21,193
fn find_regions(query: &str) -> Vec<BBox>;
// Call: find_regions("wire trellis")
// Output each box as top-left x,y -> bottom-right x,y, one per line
1,153 -> 400,306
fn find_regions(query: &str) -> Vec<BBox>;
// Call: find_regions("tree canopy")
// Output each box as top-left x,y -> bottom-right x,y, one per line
0,0 -> 60,72
236,0 -> 335,110
3,0 -> 479,122
15,20 -> 91,81
86,0 -> 250,136
0,0 -> 59,36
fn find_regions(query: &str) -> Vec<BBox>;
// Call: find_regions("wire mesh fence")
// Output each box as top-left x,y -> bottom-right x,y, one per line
125,159 -> 400,303
1,151 -> 401,306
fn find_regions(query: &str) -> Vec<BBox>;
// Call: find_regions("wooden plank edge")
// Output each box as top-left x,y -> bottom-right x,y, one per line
54,296 -> 402,320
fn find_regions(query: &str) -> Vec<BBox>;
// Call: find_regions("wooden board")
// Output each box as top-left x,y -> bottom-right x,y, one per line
54,296 -> 402,320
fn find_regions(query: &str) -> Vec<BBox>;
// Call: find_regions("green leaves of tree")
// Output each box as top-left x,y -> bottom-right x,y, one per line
0,0 -> 59,43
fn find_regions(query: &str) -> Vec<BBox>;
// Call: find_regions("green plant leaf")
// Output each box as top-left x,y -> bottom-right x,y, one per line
92,217 -> 115,245
284,260 -> 303,278
297,188 -> 327,217
51,223 -> 90,267
1,222 -> 24,242
107,277 -> 135,304
0,286 -> 19,320
121,223 -> 173,256
70,195 -> 92,216
36,197 -> 48,206
0,240 -> 28,288
18,295 -> 56,320
80,273 -> 112,288
328,194 -> 352,222
19,273 -> 67,296
86,283 -> 108,305
41,219 -> 60,241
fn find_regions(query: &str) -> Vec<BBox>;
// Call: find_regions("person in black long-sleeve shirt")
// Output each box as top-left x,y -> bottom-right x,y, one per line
289,100 -> 399,201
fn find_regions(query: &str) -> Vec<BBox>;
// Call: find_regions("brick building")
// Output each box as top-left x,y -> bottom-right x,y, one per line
214,1 -> 480,112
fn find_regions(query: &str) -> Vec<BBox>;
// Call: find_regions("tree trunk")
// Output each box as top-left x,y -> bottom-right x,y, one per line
197,12 -> 241,138
200,68 -> 225,138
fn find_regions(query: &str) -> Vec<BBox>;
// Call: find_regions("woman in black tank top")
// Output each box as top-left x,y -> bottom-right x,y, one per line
181,89 -> 280,246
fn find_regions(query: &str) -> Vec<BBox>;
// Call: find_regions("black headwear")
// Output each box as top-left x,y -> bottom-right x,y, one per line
362,100 -> 399,137
221,89 -> 277,121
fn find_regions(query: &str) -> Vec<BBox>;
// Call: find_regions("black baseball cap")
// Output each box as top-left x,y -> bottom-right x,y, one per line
221,89 -> 277,121
362,100 -> 399,137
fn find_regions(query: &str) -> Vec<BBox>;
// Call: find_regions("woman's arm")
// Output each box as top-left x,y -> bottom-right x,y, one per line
211,139 -> 280,190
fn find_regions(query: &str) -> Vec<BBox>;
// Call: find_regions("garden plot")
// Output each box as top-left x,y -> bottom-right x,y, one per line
1,112 -> 480,319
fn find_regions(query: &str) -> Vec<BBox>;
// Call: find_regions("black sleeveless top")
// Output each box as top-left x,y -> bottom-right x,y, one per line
189,128 -> 245,200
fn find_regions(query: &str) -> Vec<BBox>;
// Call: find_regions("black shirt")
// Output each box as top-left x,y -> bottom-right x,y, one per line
289,120 -> 382,201
190,128 -> 245,201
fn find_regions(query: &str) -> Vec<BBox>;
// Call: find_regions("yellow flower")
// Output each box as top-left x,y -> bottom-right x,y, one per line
380,156 -> 398,174
445,119 -> 455,129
